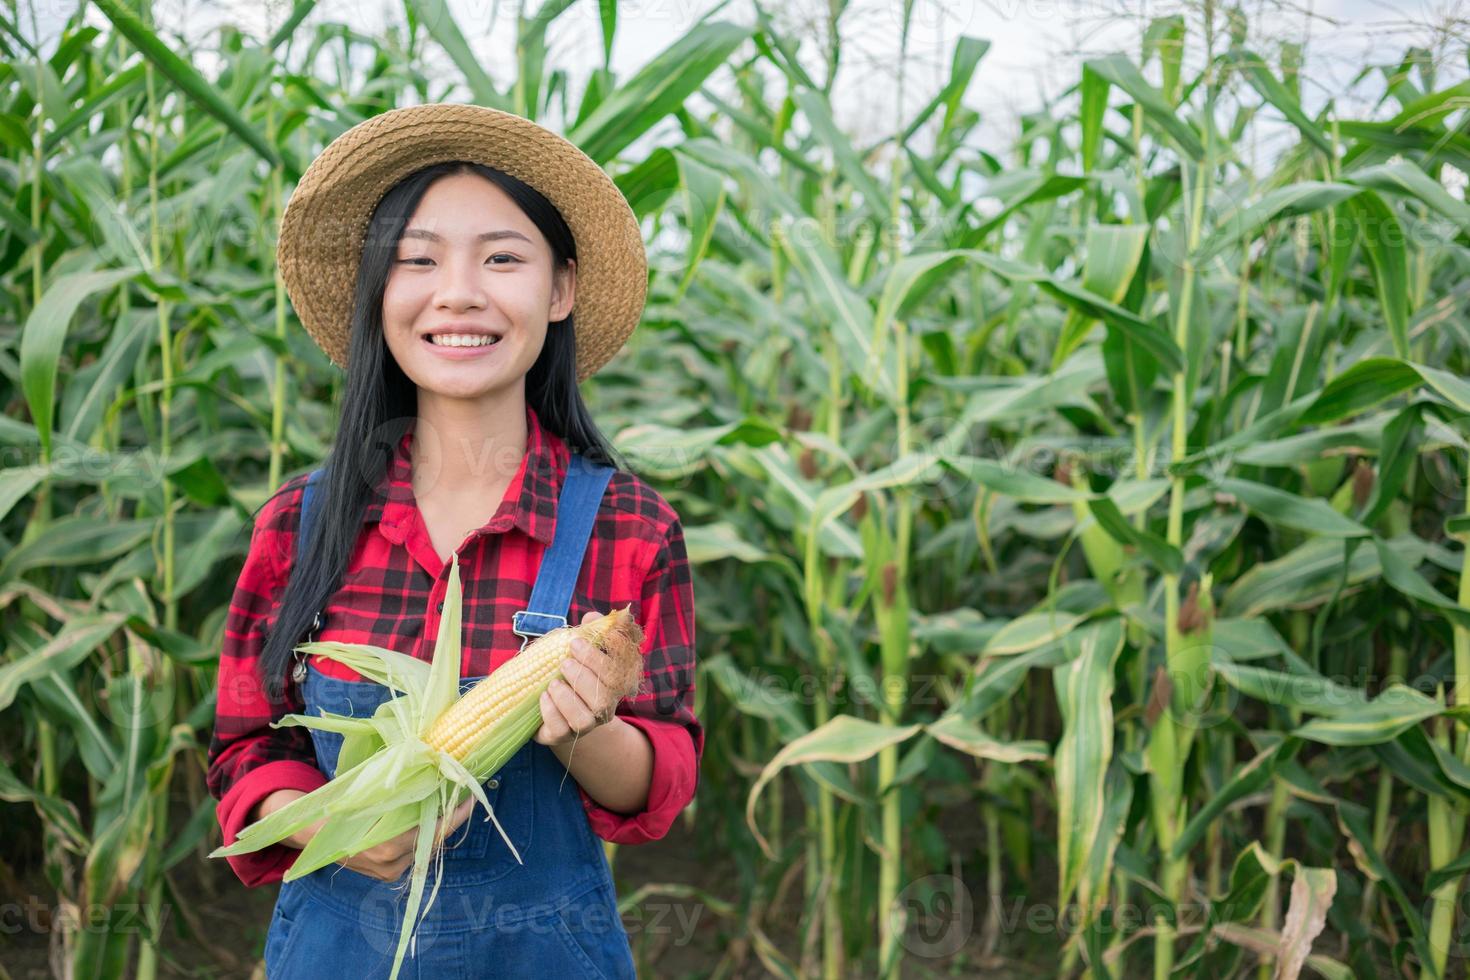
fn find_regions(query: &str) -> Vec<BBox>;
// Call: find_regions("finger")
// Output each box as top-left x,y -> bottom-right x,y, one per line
546,677 -> 597,734
365,857 -> 404,882
567,637 -> 616,685
561,655 -> 612,713
439,798 -> 474,839
549,677 -> 598,732
536,690 -> 571,743
580,609 -> 603,624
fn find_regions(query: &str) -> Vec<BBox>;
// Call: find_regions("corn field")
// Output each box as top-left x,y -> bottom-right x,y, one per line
3,0 -> 1470,977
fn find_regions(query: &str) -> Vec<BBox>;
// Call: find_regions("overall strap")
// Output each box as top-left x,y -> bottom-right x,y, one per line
298,468 -> 324,568
511,452 -> 615,646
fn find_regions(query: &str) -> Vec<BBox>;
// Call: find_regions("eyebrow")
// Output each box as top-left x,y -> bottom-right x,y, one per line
400,228 -> 534,245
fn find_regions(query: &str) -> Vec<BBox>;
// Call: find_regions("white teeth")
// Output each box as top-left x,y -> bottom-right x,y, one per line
428,334 -> 500,348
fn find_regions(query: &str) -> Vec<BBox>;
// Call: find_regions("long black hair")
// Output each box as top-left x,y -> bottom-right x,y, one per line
256,161 -> 624,700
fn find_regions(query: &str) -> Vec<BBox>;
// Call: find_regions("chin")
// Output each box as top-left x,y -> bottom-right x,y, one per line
432,371 -> 524,397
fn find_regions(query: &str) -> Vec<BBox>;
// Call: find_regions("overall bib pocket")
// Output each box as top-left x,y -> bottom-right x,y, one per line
550,879 -> 632,980
263,882 -> 303,975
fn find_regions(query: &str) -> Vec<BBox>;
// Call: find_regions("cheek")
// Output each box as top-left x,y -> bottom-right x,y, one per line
518,324 -> 551,366
494,288 -> 544,325
380,281 -> 427,345
381,278 -> 413,323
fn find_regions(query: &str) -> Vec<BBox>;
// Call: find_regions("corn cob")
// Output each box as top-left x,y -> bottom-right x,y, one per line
426,607 -> 645,761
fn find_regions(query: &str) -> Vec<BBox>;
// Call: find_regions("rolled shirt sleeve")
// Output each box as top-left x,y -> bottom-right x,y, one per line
205,482 -> 326,887
579,518 -> 701,843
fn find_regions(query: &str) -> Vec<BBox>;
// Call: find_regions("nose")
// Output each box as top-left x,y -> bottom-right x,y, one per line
433,251 -> 489,312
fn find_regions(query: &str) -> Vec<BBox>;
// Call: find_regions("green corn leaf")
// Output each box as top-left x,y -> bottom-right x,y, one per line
1293,685 -> 1442,745
1080,63 -> 1109,171
1347,160 -> 1470,237
983,610 -> 1087,656
1335,801 -> 1437,976
1086,495 -> 1183,576
1053,619 -> 1125,913
20,267 -> 138,459
0,614 -> 129,712
1426,849 -> 1470,894
924,713 -> 1049,763
1373,536 -> 1470,630
1053,224 -> 1151,369
569,21 -> 753,164
1226,48 -> 1333,153
1343,190 -> 1411,358
745,716 -> 923,859
791,87 -> 888,221
959,644 -> 1076,723
1211,659 -> 1369,715
1300,358 -> 1470,424
1081,760 -> 1134,928
402,0 -> 502,108
1221,536 -> 1410,618
1215,477 -> 1369,537
89,0 -> 283,172
1085,53 -> 1205,159
1195,182 -> 1361,263
672,149 -> 726,300
1172,737 -> 1301,859
942,455 -> 1087,504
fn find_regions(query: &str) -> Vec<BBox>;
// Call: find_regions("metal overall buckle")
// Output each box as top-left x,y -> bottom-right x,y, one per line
291,611 -> 323,685
511,610 -> 566,652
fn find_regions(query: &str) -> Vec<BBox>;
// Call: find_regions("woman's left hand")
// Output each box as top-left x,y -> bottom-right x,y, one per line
533,611 -> 623,748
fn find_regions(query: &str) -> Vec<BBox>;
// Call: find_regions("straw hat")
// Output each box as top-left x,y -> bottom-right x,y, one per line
277,103 -> 647,383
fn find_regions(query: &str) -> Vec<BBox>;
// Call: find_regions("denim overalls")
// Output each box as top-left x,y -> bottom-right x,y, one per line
262,454 -> 638,980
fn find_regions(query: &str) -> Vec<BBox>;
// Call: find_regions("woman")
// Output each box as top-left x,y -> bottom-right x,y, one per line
205,104 -> 700,978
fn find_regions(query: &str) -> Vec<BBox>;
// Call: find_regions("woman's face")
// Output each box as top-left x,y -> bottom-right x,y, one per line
381,171 -> 575,405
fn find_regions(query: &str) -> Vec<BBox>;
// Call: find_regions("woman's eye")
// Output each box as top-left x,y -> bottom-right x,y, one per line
395,255 -> 517,266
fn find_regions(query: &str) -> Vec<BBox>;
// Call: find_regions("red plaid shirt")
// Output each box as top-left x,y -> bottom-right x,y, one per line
206,403 -> 700,887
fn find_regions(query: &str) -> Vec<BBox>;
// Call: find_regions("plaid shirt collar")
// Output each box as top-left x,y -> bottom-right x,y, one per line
365,402 -> 567,547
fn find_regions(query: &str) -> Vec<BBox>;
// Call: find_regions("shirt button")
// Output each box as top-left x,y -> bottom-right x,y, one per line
486,778 -> 500,790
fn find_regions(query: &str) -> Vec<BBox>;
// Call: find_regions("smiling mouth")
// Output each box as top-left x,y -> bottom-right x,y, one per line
424,334 -> 502,348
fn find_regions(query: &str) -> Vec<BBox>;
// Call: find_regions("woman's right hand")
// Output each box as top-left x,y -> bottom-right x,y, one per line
255,790 -> 476,883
